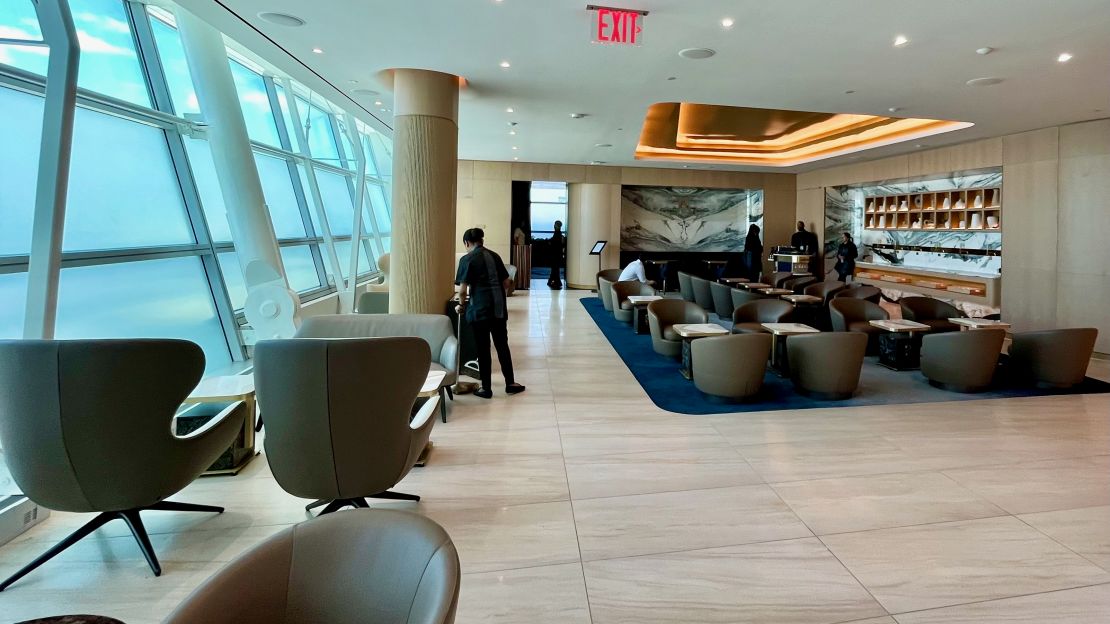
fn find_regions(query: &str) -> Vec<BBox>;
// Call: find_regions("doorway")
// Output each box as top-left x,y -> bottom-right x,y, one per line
510,180 -> 568,289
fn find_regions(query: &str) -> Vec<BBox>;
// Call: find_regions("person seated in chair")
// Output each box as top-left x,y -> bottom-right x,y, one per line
617,254 -> 655,286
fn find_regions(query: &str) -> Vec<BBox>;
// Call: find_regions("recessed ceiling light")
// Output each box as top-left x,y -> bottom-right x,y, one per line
513,157 -> 518,160
976,47 -> 995,55
595,143 -> 612,148
512,146 -> 518,150
312,47 -> 324,54
888,107 -> 902,113
966,76 -> 1004,87
667,76 -> 677,81
509,130 -> 516,135
720,17 -> 734,29
506,107 -> 514,113
348,80 -> 358,84
844,90 -> 856,94
678,48 -> 715,59
569,112 -> 588,119
374,100 -> 383,106
380,108 -> 387,112
1057,52 -> 1073,63
499,60 -> 511,68
351,89 -> 378,97
893,35 -> 909,47
257,12 -> 305,27
590,160 -> 607,165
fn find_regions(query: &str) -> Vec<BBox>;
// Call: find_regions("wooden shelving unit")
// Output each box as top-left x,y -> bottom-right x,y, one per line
863,187 -> 1001,232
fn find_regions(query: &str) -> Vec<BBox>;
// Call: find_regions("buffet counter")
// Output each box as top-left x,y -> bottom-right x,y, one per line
853,261 -> 1000,308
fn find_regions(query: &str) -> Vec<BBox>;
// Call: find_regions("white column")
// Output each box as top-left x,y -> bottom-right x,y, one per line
176,8 -> 299,338
22,0 -> 79,339
567,183 -> 620,289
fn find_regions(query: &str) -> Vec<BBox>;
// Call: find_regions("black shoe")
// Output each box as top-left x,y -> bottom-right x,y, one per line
475,388 -> 493,399
506,383 -> 526,395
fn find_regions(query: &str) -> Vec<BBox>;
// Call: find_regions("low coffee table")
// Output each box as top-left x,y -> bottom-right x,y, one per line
413,370 -> 447,467
739,282 -> 771,291
761,323 -> 820,375
184,375 -> 258,476
719,276 -> 750,285
950,317 -> 1011,331
672,323 -> 729,380
870,319 -> 931,370
627,295 -> 664,334
759,288 -> 794,296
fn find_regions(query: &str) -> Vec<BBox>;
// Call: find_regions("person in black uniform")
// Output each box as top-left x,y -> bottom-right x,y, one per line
547,220 -> 565,289
834,232 -> 858,282
791,221 -> 819,254
743,224 -> 764,282
456,228 -> 526,399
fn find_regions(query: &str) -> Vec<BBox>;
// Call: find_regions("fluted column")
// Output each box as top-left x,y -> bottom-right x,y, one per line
567,183 -> 621,289
389,69 -> 459,314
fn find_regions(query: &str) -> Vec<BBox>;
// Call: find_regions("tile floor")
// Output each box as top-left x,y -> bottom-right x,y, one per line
1,285 -> 1108,623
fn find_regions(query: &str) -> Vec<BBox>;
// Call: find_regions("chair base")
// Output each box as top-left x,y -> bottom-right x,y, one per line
0,500 -> 223,592
927,379 -> 991,393
305,491 -> 421,516
794,386 -> 855,401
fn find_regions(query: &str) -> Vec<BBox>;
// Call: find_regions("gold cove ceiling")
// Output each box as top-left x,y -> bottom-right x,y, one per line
636,103 -> 973,167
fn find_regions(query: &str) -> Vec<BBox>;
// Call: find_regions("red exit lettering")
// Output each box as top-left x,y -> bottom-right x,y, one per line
592,6 -> 643,45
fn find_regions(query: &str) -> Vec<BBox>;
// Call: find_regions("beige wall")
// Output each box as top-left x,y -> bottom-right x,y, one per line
455,160 -> 797,284
566,183 -> 622,288
796,118 -> 1110,353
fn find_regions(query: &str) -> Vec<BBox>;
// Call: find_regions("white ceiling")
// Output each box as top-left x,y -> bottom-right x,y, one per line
179,0 -> 1110,172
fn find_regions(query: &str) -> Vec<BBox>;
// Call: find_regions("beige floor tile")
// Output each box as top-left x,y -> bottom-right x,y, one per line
772,471 -> 1005,535
573,484 -> 811,561
1021,505 -> 1110,571
884,428 -> 1110,470
710,413 -> 875,446
429,424 -> 564,466
565,447 -> 763,500
397,458 -> 569,511
558,421 -> 731,459
822,516 -> 1110,613
455,563 -> 591,624
738,437 -> 935,482
583,538 -> 886,624
943,455 -> 1110,514
436,401 -> 559,433
423,501 -> 581,574
892,583 -> 1110,623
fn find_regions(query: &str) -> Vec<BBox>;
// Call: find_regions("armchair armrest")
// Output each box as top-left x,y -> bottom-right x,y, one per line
406,395 -> 440,467
439,335 -> 459,374
172,400 -> 248,474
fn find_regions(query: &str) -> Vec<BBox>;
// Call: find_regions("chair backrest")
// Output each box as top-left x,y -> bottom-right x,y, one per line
733,299 -> 794,324
597,268 -> 622,290
297,314 -> 452,364
769,271 -> 793,288
0,339 -> 204,513
690,276 -> 714,311
787,332 -> 868,397
677,271 -> 695,302
834,285 -> 882,303
784,275 -> 818,293
598,275 -> 618,311
829,298 -> 888,331
648,298 -> 707,328
1010,328 -> 1098,387
900,296 -> 962,321
612,280 -> 654,307
356,291 -> 390,314
709,281 -> 735,318
254,337 -> 430,500
730,287 -> 763,309
164,509 -> 460,624
804,281 -> 847,304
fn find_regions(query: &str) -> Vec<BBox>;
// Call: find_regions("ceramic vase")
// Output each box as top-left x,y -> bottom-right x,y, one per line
878,214 -> 886,228
899,200 -> 909,212
987,215 -> 999,229
955,198 -> 966,210
969,213 -> 983,229
942,196 -> 951,210
973,194 -> 983,209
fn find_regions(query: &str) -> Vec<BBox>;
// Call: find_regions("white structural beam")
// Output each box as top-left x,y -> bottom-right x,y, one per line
340,112 -> 368,313
23,0 -> 80,339
175,8 -> 299,339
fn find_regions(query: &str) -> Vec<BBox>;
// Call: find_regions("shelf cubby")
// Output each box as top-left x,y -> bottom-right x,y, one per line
863,186 -> 1001,232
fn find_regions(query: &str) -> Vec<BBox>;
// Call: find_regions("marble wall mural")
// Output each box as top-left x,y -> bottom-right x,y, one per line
823,169 -> 1003,277
621,186 -> 763,252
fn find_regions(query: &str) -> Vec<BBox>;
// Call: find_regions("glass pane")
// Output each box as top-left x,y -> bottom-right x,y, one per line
300,99 -> 340,165
366,183 -> 390,235
0,0 -> 151,105
183,138 -> 230,242
296,164 -> 324,235
359,133 -> 379,176
367,130 -> 392,177
333,239 -> 370,281
56,257 -> 232,371
530,181 -> 568,203
530,202 -> 567,235
64,106 -> 194,251
254,152 -> 307,240
147,12 -> 199,116
0,86 -> 41,256
315,168 -> 355,236
280,245 -> 321,292
380,236 -> 391,253
216,251 -> 246,310
274,84 -> 300,152
229,60 -> 280,146
335,117 -> 359,170
0,272 -> 28,338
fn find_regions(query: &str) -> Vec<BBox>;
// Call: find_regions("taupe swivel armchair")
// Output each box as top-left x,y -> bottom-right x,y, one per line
709,281 -> 735,319
921,329 -> 1004,392
296,314 -> 457,422
900,296 -> 963,333
731,300 -> 794,334
648,299 -> 707,358
830,298 -> 889,353
597,269 -> 623,312
254,337 -> 439,514
691,276 -> 714,312
731,287 -> 763,310
356,291 -> 389,314
804,281 -> 847,305
769,271 -> 794,288
784,275 -> 818,293
787,332 -> 869,400
164,510 -> 460,624
0,339 -> 247,591
1009,328 -> 1098,388
692,334 -> 772,399
612,280 -> 655,323
677,271 -> 696,302
834,285 -> 882,303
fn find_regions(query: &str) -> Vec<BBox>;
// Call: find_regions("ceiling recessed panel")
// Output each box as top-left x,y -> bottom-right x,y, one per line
637,103 -> 973,167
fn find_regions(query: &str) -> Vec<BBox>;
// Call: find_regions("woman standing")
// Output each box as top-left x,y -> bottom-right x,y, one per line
743,224 -> 763,282
834,232 -> 858,282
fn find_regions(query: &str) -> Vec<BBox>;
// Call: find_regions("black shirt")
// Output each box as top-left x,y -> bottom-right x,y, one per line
791,230 -> 819,253
456,245 -> 510,322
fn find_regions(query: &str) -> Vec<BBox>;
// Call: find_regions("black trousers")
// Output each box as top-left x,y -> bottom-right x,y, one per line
470,317 -> 515,390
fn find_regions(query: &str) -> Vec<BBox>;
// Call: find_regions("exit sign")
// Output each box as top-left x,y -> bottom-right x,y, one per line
588,5 -> 647,45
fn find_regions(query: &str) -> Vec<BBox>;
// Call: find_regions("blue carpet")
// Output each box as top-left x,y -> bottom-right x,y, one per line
580,297 -> 1110,415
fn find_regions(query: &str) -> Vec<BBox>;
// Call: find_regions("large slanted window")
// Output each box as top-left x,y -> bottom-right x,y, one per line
530,181 -> 569,241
